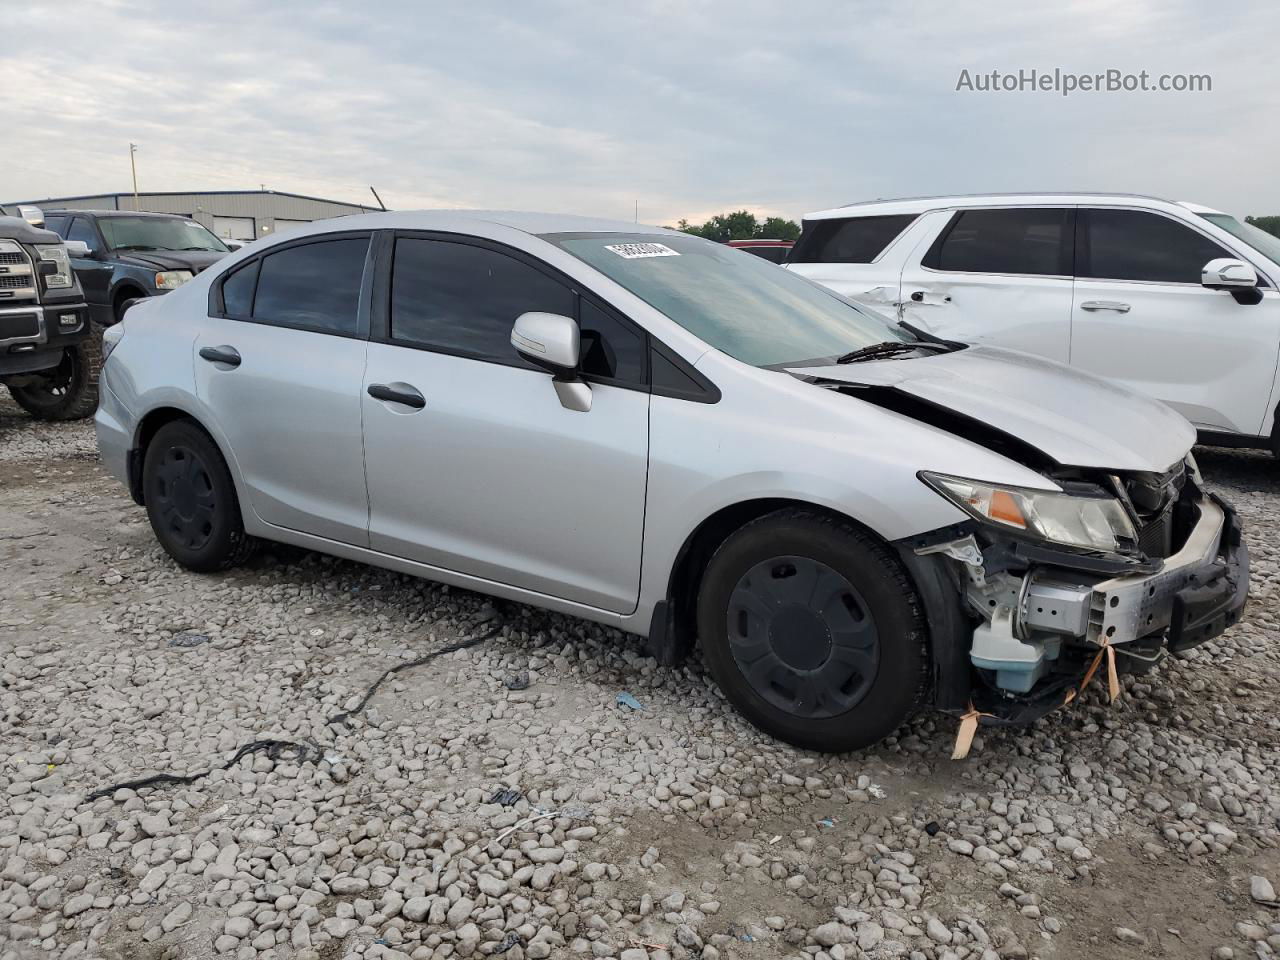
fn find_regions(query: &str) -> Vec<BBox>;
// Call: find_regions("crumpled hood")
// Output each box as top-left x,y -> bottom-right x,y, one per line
116,250 -> 227,273
791,345 -> 1195,473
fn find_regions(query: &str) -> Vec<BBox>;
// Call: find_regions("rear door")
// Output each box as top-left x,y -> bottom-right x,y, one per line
898,207 -> 1076,361
1070,207 -> 1280,434
361,233 -> 650,613
194,232 -> 373,544
787,213 -> 921,311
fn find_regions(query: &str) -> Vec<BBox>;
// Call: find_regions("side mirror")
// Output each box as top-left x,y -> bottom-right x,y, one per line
1202,258 -> 1263,305
1202,258 -> 1258,289
63,240 -> 92,258
223,239 -> 244,251
16,205 -> 44,228
511,311 -> 591,412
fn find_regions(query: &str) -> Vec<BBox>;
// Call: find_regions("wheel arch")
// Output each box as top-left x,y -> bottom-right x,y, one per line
651,498 -> 909,660
128,406 -> 234,506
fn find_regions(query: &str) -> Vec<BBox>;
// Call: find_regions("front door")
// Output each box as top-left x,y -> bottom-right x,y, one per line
362,234 -> 650,614
1069,207 -> 1280,436
899,207 -> 1076,362
193,233 -> 373,544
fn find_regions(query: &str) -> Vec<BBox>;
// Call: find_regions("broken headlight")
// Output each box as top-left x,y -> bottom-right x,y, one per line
921,473 -> 1137,553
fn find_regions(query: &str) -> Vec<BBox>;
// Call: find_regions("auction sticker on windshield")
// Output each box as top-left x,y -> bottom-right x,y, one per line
604,242 -> 681,259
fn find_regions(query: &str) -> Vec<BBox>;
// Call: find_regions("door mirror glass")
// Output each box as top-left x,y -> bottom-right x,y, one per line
511,312 -> 580,374
1201,257 -> 1258,289
63,240 -> 92,258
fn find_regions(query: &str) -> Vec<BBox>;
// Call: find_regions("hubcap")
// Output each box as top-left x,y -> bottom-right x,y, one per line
727,556 -> 879,719
153,445 -> 216,550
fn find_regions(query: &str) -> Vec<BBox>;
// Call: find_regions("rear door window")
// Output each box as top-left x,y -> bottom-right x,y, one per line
66,218 -> 102,254
923,208 -> 1073,276
791,214 -> 918,264
43,215 -> 69,238
251,236 -> 369,335
1079,208 -> 1232,284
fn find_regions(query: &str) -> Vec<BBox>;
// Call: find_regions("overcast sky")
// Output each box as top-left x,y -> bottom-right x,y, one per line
4,0 -> 1277,224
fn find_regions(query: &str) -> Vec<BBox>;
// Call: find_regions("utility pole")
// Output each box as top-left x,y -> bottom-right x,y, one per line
635,199 -> 639,223
129,143 -> 139,210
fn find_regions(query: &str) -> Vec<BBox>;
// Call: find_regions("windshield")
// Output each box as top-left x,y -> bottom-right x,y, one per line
98,217 -> 229,253
546,232 -> 910,367
1199,213 -> 1280,266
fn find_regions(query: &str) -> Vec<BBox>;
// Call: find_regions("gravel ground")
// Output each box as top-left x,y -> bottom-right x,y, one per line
2,395 -> 1280,960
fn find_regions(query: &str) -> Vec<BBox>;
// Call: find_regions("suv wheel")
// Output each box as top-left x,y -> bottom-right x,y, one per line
7,327 -> 101,421
142,420 -> 255,571
696,509 -> 928,752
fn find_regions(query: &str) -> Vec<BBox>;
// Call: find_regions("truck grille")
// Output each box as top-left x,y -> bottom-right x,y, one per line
0,251 -> 23,265
0,275 -> 31,289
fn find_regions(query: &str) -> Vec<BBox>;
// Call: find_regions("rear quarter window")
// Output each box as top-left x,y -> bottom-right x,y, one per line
790,214 -> 918,264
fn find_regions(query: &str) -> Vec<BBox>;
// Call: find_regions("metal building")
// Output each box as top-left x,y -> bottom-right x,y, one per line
0,190 -> 375,242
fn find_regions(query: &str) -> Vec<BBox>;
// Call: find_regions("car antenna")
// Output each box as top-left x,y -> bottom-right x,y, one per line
369,186 -> 387,211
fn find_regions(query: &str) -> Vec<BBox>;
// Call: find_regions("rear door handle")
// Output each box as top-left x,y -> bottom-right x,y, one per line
199,345 -> 241,367
1080,300 -> 1131,313
367,382 -> 426,410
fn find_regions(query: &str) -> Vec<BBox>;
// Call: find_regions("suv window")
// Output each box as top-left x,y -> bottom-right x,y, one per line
791,214 -> 918,264
391,238 -> 575,368
923,208 -> 1072,276
66,218 -> 101,254
43,215 -> 69,238
1080,209 -> 1231,284
252,237 -> 369,335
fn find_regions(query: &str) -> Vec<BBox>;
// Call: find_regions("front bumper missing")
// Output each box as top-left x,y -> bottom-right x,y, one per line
1089,495 -> 1247,651
920,492 -> 1249,728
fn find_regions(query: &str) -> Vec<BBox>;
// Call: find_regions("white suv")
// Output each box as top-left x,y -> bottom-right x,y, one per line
788,194 -> 1280,451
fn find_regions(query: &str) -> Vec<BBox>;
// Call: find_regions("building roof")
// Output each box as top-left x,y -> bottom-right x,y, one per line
2,188 -> 372,210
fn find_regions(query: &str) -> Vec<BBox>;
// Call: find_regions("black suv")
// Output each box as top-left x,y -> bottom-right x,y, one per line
42,210 -> 231,326
0,208 -> 96,420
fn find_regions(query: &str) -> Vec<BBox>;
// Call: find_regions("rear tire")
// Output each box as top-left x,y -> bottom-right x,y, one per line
7,326 -> 101,421
142,420 -> 255,572
696,509 -> 928,752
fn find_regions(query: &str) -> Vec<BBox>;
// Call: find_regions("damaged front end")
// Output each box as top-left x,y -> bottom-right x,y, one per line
898,457 -> 1249,727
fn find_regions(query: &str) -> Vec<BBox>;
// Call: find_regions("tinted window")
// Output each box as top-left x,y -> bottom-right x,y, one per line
43,215 -> 69,238
221,261 -> 259,317
579,298 -> 644,383
391,239 -> 575,366
66,218 -> 100,253
253,237 -> 368,334
924,208 -> 1072,276
740,246 -> 791,264
792,214 -> 917,264
1082,209 -> 1230,284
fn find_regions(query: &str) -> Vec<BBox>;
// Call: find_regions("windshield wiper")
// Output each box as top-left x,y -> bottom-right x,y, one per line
899,319 -> 965,349
835,341 -> 933,364
112,244 -> 160,251
177,246 -> 215,251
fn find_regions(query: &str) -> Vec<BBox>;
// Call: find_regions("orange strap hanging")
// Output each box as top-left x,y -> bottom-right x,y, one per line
1065,636 -> 1121,705
951,702 -> 996,760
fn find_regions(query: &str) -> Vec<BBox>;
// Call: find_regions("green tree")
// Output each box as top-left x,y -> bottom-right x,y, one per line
1246,215 -> 1280,239
673,209 -> 801,242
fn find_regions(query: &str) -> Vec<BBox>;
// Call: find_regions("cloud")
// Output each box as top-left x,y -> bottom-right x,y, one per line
3,0 -> 1277,223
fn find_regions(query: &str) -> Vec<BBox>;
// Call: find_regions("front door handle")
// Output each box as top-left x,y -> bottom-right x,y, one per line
908,290 -> 951,305
1080,300 -> 1131,313
367,382 -> 426,410
199,345 -> 241,367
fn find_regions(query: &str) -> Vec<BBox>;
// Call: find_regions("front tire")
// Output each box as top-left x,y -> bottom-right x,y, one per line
7,328 -> 101,421
142,420 -> 255,572
696,509 -> 928,752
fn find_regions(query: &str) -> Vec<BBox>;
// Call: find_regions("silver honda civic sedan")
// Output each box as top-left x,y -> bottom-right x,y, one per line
95,211 -> 1248,751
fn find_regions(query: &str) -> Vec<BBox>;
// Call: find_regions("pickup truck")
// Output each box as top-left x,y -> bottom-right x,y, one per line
0,207 -> 97,420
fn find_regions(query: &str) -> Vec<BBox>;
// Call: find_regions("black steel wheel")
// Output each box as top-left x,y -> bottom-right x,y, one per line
697,509 -> 928,752
7,330 -> 101,421
143,419 -> 255,571
727,555 -> 880,720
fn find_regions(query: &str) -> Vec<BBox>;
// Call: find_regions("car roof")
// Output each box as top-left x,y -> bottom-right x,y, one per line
284,209 -> 676,238
801,193 -> 1224,221
45,209 -> 197,220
